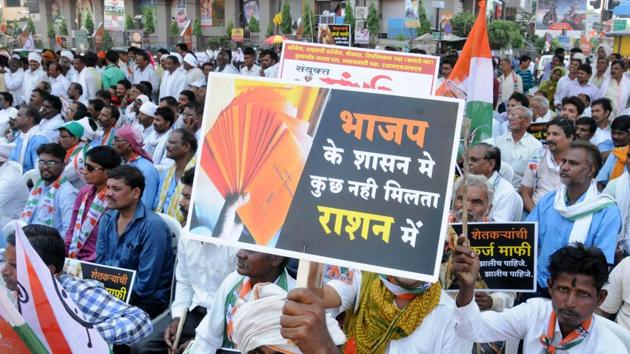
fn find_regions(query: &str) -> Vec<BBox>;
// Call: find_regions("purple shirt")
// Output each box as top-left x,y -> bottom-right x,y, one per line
64,185 -> 103,262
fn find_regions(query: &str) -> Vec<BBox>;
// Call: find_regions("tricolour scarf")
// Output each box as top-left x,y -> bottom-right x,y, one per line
67,187 -> 108,258
20,176 -> 64,226
540,311 -> 592,353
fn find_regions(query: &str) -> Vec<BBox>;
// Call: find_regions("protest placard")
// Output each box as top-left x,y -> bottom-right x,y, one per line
440,222 -> 537,292
318,24 -> 351,46
279,41 -> 440,97
527,122 -> 548,143
186,74 -> 463,281
64,258 -> 136,303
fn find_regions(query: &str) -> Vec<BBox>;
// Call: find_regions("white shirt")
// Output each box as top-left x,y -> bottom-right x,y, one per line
455,297 -> 627,354
240,64 -> 261,77
145,129 -> 173,169
132,122 -> 154,144
38,114 -> 65,142
4,68 -> 24,104
49,74 -> 70,98
488,171 -> 523,222
0,161 -> 28,228
535,109 -> 554,123
159,68 -> 187,100
132,65 -> 159,94
73,67 -> 99,101
591,127 -> 613,152
170,240 -> 237,318
264,63 -> 280,79
327,271 -> 472,353
215,65 -> 239,75
521,148 -> 561,205
488,132 -> 543,188
565,80 -> 601,102
189,270 -> 297,353
498,71 -> 523,107
554,75 -> 577,106
23,67 -> 48,102
601,257 -> 630,331
185,67 -> 205,86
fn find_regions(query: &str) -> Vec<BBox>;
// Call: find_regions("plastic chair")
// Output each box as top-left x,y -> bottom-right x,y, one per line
157,212 -> 181,307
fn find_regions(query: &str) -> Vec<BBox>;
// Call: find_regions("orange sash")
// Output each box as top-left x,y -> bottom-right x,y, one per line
611,146 -> 629,180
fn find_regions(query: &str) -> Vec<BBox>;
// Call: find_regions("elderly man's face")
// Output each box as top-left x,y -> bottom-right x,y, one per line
560,148 -> 594,187
508,109 -> 529,132
531,100 -> 547,118
1,245 -> 17,291
452,184 -> 490,222
467,146 -> 494,177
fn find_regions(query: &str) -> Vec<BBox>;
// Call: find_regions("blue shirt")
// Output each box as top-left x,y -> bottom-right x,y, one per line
596,153 -> 617,184
526,189 -> 621,288
9,133 -> 48,171
129,157 -> 160,209
96,202 -> 174,307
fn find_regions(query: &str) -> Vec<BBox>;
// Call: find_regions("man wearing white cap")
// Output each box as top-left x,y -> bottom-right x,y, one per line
159,55 -> 187,100
183,53 -> 204,86
23,52 -> 48,103
60,50 -> 78,81
132,50 -> 159,95
134,100 -> 157,142
0,143 -> 28,229
4,57 -> 24,105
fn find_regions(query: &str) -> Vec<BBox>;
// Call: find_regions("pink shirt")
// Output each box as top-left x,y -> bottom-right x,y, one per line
64,185 -> 102,262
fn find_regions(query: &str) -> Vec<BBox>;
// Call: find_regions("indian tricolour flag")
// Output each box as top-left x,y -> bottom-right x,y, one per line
0,290 -> 48,353
14,224 -> 110,353
436,0 -> 493,142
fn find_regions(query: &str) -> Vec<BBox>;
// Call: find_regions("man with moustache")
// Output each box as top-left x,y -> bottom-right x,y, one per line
20,143 -> 77,236
136,168 -> 237,354
596,115 -> 630,190
521,118 -> 575,213
96,165 -> 174,318
526,141 -> 621,296
452,242 -> 626,353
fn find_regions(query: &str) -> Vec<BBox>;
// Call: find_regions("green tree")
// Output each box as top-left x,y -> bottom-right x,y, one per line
84,12 -> 94,35
102,30 -> 113,50
344,1 -> 355,29
26,17 -> 36,35
59,17 -> 69,36
488,20 -> 523,49
170,20 -> 180,37
248,16 -> 260,33
193,18 -> 202,36
266,23 -> 274,37
416,1 -> 432,36
125,14 -> 134,30
302,4 -> 315,39
47,23 -> 55,39
143,7 -> 155,35
280,3 -> 292,35
450,12 -> 475,37
226,19 -> 234,37
367,3 -> 380,47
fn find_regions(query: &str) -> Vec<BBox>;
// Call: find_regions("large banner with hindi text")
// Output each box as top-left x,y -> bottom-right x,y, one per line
186,74 -> 463,281
279,41 -> 440,98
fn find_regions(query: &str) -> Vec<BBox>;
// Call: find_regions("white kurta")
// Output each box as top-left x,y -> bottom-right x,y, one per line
22,68 -> 47,102
159,68 -> 187,100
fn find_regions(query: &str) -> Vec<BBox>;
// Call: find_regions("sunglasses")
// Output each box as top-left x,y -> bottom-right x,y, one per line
84,163 -> 104,172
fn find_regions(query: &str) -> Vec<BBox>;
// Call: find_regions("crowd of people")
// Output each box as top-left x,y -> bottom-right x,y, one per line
1,40 -> 630,353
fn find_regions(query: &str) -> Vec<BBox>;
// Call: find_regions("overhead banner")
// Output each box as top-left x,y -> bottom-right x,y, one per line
186,74 -> 464,281
279,41 -> 440,97
535,0 -> 586,32
404,0 -> 420,28
441,222 -> 537,292
104,0 -> 126,31
64,258 -> 136,303
318,24 -> 351,46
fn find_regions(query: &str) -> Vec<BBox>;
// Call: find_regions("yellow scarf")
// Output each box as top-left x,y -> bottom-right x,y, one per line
344,273 -> 442,354
156,156 -> 196,223
612,146 -> 629,181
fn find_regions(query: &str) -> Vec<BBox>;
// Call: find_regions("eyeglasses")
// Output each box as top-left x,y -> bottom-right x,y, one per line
84,163 -> 104,172
37,159 -> 63,168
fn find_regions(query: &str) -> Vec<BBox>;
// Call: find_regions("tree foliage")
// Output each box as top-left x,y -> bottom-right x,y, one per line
344,1 -> 356,29
170,20 -> 180,37
143,7 -> 155,35
488,20 -> 524,49
59,17 -> 69,36
266,23 -> 274,37
450,12 -> 475,37
367,3 -> 380,46
47,23 -> 55,39
226,19 -> 234,37
280,3 -> 292,35
102,30 -> 113,50
26,17 -> 36,35
84,12 -> 94,35
248,16 -> 260,33
125,14 -> 134,31
303,4 -> 315,38
193,18 -> 203,36
416,1 -> 432,36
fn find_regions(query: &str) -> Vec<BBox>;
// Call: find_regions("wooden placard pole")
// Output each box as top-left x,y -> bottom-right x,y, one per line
461,118 -> 470,247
